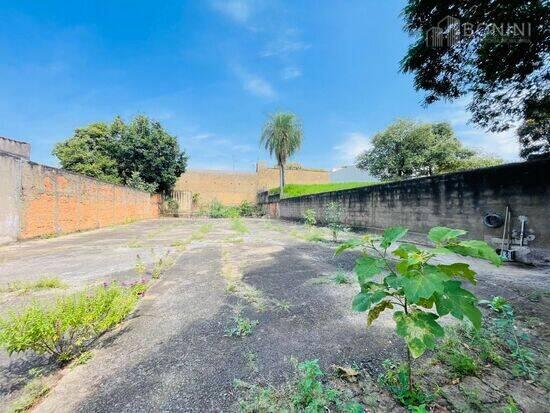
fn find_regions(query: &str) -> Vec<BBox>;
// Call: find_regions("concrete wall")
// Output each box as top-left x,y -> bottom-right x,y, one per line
264,159 -> 550,263
0,150 -> 160,244
0,136 -> 30,159
175,164 -> 329,206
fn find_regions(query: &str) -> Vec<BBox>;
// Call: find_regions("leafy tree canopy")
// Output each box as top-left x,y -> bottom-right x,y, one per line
53,115 -> 187,193
401,0 -> 549,158
355,119 -> 500,180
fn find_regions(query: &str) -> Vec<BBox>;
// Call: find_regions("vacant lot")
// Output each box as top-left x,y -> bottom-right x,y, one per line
0,218 -> 548,412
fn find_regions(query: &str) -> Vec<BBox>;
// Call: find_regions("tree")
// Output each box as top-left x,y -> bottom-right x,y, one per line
116,115 -> 187,193
356,119 -> 493,180
401,1 -> 550,156
53,122 -> 120,184
517,94 -> 550,160
260,112 -> 303,197
53,116 -> 187,193
336,226 -> 501,401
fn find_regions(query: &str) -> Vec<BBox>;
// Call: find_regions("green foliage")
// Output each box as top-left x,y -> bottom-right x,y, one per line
303,208 -> 317,226
401,1 -> 548,135
231,217 -> 249,234
517,101 -> 550,160
480,296 -> 537,379
225,315 -> 258,337
162,197 -> 179,215
437,335 -> 480,377
269,182 -> 374,198
378,359 -> 431,409
332,270 -> 351,285
336,225 -> 500,399
126,171 -> 158,193
52,122 -> 121,184
292,360 -> 339,410
208,200 -> 239,218
8,376 -> 50,413
355,119 -> 499,180
238,359 -> 364,412
1,277 -> 67,294
260,112 -> 303,197
0,283 -> 145,362
502,396 -> 520,413
238,200 -> 261,217
325,201 -> 346,242
53,115 -> 187,193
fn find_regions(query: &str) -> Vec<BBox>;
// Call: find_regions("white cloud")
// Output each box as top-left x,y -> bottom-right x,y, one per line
211,0 -> 254,23
232,65 -> 276,99
333,132 -> 372,165
426,98 -> 520,161
281,66 -> 302,80
261,29 -> 310,58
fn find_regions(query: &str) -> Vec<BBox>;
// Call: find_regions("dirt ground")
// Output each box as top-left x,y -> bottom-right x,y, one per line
0,218 -> 548,412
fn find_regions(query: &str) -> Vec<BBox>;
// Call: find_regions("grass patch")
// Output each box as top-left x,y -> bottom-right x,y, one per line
331,270 -> 351,285
238,359 -> 361,412
127,239 -> 143,248
8,377 -> 50,413
269,182 -> 375,198
70,350 -> 93,369
231,217 -> 249,234
0,282 -> 148,363
1,277 -> 68,294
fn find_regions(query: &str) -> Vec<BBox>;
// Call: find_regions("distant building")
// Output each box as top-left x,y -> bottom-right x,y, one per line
330,165 -> 378,183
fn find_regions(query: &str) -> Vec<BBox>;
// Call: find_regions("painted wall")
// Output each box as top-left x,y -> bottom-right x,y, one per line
0,136 -> 30,159
175,164 -> 329,206
0,147 -> 160,244
262,159 -> 550,264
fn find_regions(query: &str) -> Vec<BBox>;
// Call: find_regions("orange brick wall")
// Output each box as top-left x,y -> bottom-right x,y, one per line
17,162 -> 160,240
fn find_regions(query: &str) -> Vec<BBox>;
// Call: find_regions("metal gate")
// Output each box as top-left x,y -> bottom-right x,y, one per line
170,190 -> 193,215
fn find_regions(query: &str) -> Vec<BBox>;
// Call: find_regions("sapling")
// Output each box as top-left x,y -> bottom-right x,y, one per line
335,226 -> 501,403
302,208 -> 317,227
324,202 -> 345,242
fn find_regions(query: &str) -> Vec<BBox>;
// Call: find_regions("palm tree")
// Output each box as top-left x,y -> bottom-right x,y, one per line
260,112 -> 303,197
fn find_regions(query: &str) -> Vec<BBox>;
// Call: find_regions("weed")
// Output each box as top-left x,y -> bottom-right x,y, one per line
480,296 -> 537,379
325,202 -> 345,242
127,239 -> 142,248
151,251 -> 175,279
331,270 -> 351,285
246,351 -> 259,373
170,240 -> 188,250
238,359 -> 366,412
460,387 -> 488,412
274,299 -> 292,312
225,316 -> 259,337
303,208 -> 317,226
231,217 -> 249,234
225,236 -> 244,244
8,377 -> 50,413
0,283 -> 145,362
501,396 -> 519,413
135,255 -> 147,276
1,277 -> 68,294
378,359 -> 432,408
70,350 -> 93,369
437,333 -> 479,377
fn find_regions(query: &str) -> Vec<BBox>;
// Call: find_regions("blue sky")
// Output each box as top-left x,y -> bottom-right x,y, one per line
0,0 -> 519,171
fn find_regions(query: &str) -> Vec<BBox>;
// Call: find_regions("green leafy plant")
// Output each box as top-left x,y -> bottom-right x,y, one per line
335,226 -> 501,401
0,283 -> 144,362
332,270 -> 351,285
238,200 -> 261,217
162,197 -> 179,216
325,202 -> 346,242
502,396 -> 519,413
480,296 -> 537,379
208,200 -> 240,218
378,359 -> 431,408
292,359 -> 339,410
225,316 -> 259,337
303,208 -> 317,226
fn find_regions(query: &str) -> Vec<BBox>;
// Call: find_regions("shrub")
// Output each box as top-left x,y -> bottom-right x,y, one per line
238,200 -> 259,217
335,226 -> 501,403
0,283 -> 145,362
325,202 -> 345,242
208,200 -> 239,218
162,197 -> 179,216
303,208 -> 317,226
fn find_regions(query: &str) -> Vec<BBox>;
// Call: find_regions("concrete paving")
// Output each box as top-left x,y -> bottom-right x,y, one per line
0,218 -> 548,412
